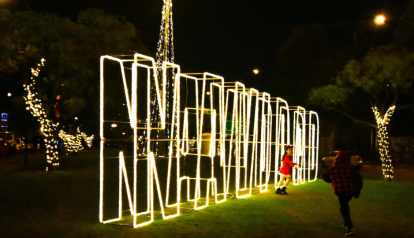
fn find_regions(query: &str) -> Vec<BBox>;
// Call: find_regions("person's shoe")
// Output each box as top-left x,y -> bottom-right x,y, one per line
345,227 -> 355,236
281,187 -> 288,195
275,188 -> 282,194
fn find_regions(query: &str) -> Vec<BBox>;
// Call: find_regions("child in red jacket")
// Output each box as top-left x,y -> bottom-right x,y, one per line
276,145 -> 297,195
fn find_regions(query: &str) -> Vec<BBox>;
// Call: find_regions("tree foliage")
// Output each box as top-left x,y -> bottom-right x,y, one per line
0,8 -> 149,131
309,44 -> 414,121
309,44 -> 414,180
274,24 -> 349,106
394,0 -> 414,52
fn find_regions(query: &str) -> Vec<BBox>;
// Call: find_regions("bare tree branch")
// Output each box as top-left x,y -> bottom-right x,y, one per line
332,108 -> 377,129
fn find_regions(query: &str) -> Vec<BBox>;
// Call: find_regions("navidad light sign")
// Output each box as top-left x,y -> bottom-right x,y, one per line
99,53 -> 319,228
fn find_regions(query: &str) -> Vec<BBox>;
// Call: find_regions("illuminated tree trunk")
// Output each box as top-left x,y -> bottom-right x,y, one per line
24,60 -> 94,171
24,59 -> 60,171
43,121 -> 59,171
372,106 -> 395,181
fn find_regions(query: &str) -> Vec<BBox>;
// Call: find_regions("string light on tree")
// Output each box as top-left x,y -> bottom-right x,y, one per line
148,0 -> 176,156
59,128 -> 93,153
23,59 -> 59,169
372,105 -> 395,180
24,59 -> 94,170
80,132 -> 94,148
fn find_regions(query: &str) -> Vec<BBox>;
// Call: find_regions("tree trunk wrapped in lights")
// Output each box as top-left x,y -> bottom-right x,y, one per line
24,59 -> 60,170
24,59 -> 94,170
309,44 -> 414,181
373,106 -> 395,181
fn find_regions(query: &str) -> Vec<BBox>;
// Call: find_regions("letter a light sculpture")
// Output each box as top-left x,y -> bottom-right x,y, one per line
99,0 -> 319,228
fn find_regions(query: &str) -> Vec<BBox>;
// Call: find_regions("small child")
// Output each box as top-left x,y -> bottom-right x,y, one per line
276,145 -> 297,195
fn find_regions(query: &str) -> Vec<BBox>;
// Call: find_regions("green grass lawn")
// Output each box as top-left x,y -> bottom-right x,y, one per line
1,150 -> 414,237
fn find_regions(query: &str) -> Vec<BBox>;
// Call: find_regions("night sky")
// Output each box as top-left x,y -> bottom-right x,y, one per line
5,0 -> 411,91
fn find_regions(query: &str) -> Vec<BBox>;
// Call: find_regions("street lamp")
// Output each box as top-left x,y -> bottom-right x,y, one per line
374,14 -> 386,25
241,69 -> 259,84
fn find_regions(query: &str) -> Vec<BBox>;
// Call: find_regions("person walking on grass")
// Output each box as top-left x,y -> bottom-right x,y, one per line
322,151 -> 363,236
275,145 -> 298,195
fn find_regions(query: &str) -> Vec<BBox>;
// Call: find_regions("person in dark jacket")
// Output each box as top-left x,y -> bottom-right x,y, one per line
322,151 -> 363,236
275,145 -> 297,195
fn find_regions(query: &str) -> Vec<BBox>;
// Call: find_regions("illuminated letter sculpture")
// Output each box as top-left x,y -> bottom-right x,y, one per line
99,53 -> 320,227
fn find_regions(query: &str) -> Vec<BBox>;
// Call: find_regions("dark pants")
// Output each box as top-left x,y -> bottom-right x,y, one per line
337,195 -> 353,229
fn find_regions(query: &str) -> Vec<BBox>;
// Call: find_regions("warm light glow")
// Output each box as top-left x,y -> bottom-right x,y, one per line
24,58 -> 93,169
59,128 -> 93,153
373,106 -> 395,179
24,60 -> 60,168
99,0 -> 319,229
100,51 -> 320,227
253,69 -> 259,74
7,92 -> 12,97
375,14 -> 386,25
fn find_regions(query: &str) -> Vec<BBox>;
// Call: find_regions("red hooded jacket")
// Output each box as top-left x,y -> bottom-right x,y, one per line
279,154 -> 297,175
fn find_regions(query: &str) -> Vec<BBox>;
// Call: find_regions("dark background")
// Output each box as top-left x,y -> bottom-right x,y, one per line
5,0 -> 411,92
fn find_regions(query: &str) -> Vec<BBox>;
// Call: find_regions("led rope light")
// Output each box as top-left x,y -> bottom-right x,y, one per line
99,0 -> 320,229
100,52 -> 320,227
272,97 -> 290,187
307,111 -> 319,182
292,106 -> 306,185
